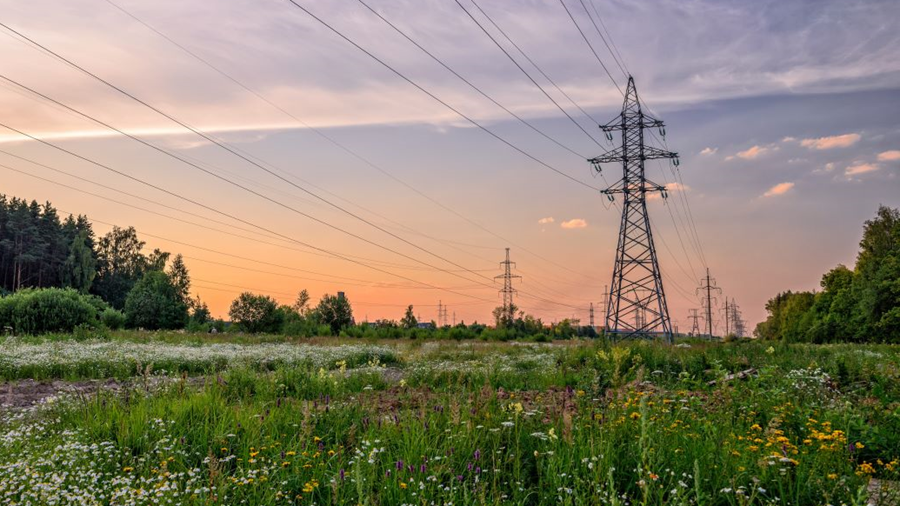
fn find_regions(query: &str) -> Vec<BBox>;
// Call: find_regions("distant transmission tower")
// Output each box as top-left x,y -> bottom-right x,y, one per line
687,309 -> 702,336
697,268 -> 721,338
437,300 -> 449,327
590,76 -> 677,342
589,302 -> 595,329
495,248 -> 521,322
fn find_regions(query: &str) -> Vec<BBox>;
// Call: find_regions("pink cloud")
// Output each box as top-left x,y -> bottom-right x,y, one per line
736,145 -> 768,159
537,217 -> 554,225
763,182 -> 794,197
799,133 -> 860,150
877,150 -> 900,161
845,163 -> 880,176
699,147 -> 717,155
560,218 -> 587,229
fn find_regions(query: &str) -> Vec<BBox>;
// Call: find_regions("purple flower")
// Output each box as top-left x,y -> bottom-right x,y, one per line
396,460 -> 404,470
457,475 -> 464,481
467,462 -> 473,471
420,463 -> 427,473
475,466 -> 481,475
474,449 -> 481,461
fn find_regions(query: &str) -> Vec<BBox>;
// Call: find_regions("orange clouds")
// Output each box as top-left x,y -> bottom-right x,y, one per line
877,150 -> 900,161
560,218 -> 587,229
736,145 -> 768,159
763,182 -> 794,197
537,217 -> 554,225
845,163 -> 880,176
799,133 -> 860,150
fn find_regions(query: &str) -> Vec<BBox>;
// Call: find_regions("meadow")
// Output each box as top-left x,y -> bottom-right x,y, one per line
1,333 -> 898,505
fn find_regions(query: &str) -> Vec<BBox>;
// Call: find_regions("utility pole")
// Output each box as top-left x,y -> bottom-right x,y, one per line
599,286 -> 609,331
697,268 -> 721,338
589,302 -> 595,329
494,247 -> 521,324
688,309 -> 702,336
589,76 -> 678,342
452,311 -> 456,327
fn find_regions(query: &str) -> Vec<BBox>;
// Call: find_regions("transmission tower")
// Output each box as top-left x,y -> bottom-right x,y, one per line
590,76 -> 677,342
589,302 -> 595,329
437,300 -> 449,327
687,309 -> 702,336
495,247 -> 521,323
697,268 -> 721,338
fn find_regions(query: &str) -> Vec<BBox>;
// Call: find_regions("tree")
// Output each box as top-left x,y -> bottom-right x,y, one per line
400,304 -> 418,329
315,293 -> 353,335
292,289 -> 311,316
229,292 -> 283,333
62,230 -> 96,293
492,303 -> 520,329
124,270 -> 189,330
93,226 -> 150,309
853,205 -> 900,342
167,254 -> 191,305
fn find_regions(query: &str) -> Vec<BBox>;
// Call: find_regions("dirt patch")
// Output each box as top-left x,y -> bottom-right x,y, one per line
1,376 -> 203,413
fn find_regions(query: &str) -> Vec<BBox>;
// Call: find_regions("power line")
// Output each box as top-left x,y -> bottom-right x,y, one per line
275,3 -> 601,192
453,0 -> 605,147
356,0 -> 588,159
0,31 -> 505,293
556,0 -> 623,95
466,0 -> 603,126
100,0 -> 608,285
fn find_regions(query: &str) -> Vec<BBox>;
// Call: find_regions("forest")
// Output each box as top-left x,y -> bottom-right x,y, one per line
755,205 -> 900,343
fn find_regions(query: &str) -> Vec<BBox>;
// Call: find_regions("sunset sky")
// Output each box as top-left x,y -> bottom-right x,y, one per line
2,0 -> 899,330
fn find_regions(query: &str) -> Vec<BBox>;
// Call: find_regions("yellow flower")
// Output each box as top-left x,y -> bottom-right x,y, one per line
731,450 -> 741,457
282,461 -> 291,467
828,473 -> 838,480
399,482 -> 408,489
286,451 -> 296,456
856,442 -> 865,449
750,424 -> 762,431
856,462 -> 876,476
630,412 -> 641,420
123,466 -> 134,472
313,436 -> 322,443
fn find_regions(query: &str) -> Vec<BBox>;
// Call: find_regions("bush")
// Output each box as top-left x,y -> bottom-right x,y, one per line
100,308 -> 126,330
124,271 -> 189,330
229,292 -> 283,333
0,288 -> 99,334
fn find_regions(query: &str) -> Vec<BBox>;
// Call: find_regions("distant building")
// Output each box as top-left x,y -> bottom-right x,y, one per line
417,322 -> 435,330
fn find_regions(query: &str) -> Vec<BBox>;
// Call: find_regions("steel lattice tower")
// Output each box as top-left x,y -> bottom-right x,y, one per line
495,247 -> 521,322
589,76 -> 676,342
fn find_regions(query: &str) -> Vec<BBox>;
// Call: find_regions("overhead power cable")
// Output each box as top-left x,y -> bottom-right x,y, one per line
556,0 -> 623,95
0,29 -> 503,292
100,0 -> 606,285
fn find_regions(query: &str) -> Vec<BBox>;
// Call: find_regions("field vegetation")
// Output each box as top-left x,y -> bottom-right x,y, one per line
1,335 -> 898,505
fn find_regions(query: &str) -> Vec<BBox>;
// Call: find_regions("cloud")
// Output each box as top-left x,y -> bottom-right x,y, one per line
648,182 -> 690,201
877,150 -> 900,161
845,163 -> 880,176
781,136 -> 797,143
537,217 -> 554,225
699,147 -> 717,155
560,218 -> 587,229
736,145 -> 768,159
799,133 -> 860,150
763,182 -> 794,197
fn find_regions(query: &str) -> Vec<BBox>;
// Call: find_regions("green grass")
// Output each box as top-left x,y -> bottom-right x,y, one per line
0,339 -> 898,505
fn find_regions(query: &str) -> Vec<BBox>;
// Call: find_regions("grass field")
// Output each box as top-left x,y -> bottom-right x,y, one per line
1,333 -> 898,505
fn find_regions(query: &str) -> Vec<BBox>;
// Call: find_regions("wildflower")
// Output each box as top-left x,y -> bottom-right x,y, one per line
123,466 -> 134,472
765,346 -> 775,354
828,473 -> 838,480
856,462 -> 876,476
282,461 -> 290,467
750,424 -> 762,431
549,428 -> 558,440
399,482 -> 408,489
630,412 -> 641,420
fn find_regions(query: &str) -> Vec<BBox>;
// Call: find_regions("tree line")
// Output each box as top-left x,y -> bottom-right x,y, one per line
0,193 -> 593,340
755,205 -> 900,343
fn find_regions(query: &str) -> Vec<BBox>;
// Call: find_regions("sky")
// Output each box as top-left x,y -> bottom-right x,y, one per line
1,0 -> 899,332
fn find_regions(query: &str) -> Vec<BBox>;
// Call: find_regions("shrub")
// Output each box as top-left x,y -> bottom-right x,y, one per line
229,292 -> 283,333
0,288 -> 98,334
124,271 -> 189,330
100,308 -> 126,330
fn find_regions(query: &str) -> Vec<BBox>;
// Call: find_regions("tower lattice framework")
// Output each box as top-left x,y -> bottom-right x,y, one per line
495,247 -> 521,323
589,76 -> 676,341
